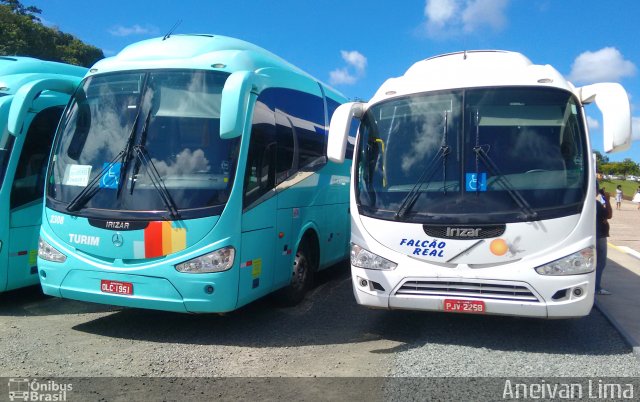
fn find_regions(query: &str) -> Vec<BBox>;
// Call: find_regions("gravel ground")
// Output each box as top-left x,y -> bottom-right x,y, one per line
1,261 -> 639,399
388,308 -> 640,377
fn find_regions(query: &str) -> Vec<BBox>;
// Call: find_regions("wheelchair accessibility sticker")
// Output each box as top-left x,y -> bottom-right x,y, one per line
100,162 -> 121,189
465,172 -> 487,192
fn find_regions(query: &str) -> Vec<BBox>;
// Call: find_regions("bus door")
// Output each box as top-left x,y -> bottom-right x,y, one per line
3,76 -> 81,291
0,96 -> 12,291
6,106 -> 63,290
238,101 -> 277,306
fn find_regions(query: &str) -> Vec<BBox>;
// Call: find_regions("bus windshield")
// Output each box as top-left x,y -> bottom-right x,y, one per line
47,69 -> 240,220
356,87 -> 588,224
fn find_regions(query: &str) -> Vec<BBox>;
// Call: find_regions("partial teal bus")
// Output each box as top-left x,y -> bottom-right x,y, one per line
35,35 -> 351,313
0,57 -> 86,293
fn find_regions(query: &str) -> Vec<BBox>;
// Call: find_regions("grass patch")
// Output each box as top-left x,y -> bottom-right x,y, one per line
599,179 -> 640,200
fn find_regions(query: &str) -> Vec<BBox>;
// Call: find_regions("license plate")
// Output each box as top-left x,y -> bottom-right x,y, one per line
443,299 -> 485,313
100,279 -> 133,295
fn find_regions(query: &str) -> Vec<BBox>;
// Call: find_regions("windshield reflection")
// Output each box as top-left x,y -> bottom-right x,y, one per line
48,70 -> 239,220
356,87 -> 588,224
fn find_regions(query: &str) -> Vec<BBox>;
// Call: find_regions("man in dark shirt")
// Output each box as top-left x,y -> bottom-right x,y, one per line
595,186 -> 612,295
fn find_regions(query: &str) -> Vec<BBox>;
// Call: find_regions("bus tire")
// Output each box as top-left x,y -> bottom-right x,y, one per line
275,239 -> 315,306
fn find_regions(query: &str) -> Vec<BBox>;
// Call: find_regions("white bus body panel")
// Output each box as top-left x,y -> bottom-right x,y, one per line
350,197 -> 596,318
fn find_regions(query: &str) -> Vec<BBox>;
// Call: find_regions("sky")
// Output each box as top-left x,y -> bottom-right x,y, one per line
32,0 -> 639,162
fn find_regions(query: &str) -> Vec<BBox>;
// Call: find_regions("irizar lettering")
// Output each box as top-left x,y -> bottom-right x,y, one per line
68,233 -> 100,246
399,238 -> 446,258
446,227 -> 481,237
105,221 -> 130,230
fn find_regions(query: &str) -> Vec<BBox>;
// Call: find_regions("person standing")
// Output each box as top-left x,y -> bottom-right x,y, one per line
633,186 -> 640,210
615,185 -> 623,210
596,186 -> 613,295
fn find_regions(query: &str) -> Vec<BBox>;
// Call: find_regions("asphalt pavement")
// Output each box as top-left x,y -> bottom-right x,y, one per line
596,198 -> 640,358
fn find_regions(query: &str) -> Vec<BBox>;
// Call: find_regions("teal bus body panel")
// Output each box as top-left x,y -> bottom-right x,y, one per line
0,57 -> 86,293
37,35 -> 351,312
39,210 -> 242,313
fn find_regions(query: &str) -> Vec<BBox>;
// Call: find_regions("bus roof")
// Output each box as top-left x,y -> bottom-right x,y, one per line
370,50 -> 575,104
90,34 -> 312,79
0,56 -> 87,96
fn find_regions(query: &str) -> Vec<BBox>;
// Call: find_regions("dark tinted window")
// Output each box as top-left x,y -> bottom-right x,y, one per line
11,107 -> 63,208
244,100 -> 276,208
260,88 -> 326,171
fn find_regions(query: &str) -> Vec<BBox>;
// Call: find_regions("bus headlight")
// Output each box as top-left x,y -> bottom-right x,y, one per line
534,247 -> 594,276
38,237 -> 67,263
351,243 -> 397,270
175,246 -> 235,273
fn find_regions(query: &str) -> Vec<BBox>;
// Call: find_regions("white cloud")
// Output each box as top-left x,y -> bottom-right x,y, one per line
587,116 -> 600,130
461,0 -> 508,33
341,50 -> 367,73
329,50 -> 367,86
108,24 -> 159,37
568,47 -> 637,84
329,68 -> 357,86
423,0 -> 509,37
424,0 -> 459,28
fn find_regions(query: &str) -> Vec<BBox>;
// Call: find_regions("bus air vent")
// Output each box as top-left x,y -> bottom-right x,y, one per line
395,280 -> 540,303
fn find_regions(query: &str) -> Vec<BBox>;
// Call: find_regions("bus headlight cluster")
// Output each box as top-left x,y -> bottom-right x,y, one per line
175,246 -> 235,273
351,243 -> 397,270
534,247 -> 594,276
38,237 -> 67,263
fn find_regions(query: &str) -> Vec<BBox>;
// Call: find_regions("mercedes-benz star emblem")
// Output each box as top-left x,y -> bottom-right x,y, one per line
112,233 -> 124,247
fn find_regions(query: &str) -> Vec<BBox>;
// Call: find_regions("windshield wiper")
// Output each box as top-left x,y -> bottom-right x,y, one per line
132,145 -> 181,220
129,108 -> 152,194
395,111 -> 451,221
66,75 -> 149,212
472,145 -> 538,220
471,110 -> 537,221
395,144 -> 450,221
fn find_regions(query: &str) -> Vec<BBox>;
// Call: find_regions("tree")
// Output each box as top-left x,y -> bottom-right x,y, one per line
1,0 -> 40,21
617,158 -> 640,177
0,0 -> 103,67
593,150 -> 609,166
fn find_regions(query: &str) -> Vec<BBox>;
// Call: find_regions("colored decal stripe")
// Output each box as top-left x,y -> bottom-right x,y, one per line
142,221 -> 187,258
133,241 -> 145,259
144,221 -> 164,258
169,224 -> 187,255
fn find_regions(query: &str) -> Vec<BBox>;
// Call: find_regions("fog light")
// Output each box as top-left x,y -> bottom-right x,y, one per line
573,288 -> 583,297
359,278 -> 368,287
40,270 -> 47,278
204,285 -> 214,294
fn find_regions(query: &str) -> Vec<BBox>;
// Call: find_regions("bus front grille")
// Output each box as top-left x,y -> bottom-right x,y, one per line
395,280 -> 540,302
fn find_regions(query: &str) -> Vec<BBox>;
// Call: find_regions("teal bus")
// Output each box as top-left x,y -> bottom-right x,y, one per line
33,35 -> 351,313
1,57 -> 86,293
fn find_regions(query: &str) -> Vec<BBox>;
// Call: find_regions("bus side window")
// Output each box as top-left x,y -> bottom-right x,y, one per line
244,100 -> 276,208
10,106 -> 64,209
275,110 -> 296,184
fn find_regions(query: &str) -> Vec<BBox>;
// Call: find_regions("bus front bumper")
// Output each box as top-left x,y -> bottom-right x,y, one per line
39,266 -> 239,313
350,266 -> 594,319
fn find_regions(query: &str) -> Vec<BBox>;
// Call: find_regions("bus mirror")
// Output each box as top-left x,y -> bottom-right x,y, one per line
220,71 -> 255,139
580,83 -> 632,153
328,102 -> 364,164
8,76 -> 81,136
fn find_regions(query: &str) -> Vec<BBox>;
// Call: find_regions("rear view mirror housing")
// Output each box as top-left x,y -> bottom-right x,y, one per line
580,83 -> 632,153
220,71 -> 256,139
327,102 -> 365,164
8,76 -> 82,136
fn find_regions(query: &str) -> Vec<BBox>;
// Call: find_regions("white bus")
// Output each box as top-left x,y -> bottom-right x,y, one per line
328,51 -> 631,318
